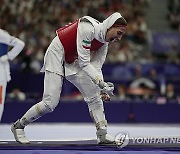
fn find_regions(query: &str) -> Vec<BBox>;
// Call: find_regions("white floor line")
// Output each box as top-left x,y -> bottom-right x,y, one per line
0,123 -> 180,141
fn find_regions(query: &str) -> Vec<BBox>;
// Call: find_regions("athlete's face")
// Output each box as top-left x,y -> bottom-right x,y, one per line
105,26 -> 126,42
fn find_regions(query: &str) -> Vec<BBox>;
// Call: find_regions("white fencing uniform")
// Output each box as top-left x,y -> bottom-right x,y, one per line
0,29 -> 25,121
13,12 -> 125,144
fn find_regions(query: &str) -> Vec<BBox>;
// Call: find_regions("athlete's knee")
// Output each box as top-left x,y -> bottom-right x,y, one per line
35,101 -> 50,115
42,95 -> 59,112
86,94 -> 103,111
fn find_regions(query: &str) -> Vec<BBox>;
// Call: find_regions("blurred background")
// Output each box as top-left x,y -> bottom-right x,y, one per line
0,0 -> 180,124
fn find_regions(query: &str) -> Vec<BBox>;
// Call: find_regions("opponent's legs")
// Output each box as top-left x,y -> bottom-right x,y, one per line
11,71 -> 63,143
66,71 -> 115,144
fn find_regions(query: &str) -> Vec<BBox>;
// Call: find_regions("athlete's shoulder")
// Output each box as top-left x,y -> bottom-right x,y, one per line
0,29 -> 10,35
81,16 -> 100,25
79,16 -> 96,32
0,29 -> 11,43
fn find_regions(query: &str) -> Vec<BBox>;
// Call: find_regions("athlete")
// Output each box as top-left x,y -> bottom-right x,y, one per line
0,29 -> 25,121
11,12 -> 127,144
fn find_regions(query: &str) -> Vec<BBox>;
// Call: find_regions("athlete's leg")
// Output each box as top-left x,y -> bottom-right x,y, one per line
11,71 -> 63,143
66,71 -> 115,144
21,71 -> 63,125
0,80 -> 7,122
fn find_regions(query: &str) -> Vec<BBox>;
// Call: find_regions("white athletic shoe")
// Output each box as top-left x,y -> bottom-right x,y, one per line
11,120 -> 30,144
96,129 -> 115,144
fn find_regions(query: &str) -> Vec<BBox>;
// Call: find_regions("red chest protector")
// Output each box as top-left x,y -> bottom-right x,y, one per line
56,20 -> 104,64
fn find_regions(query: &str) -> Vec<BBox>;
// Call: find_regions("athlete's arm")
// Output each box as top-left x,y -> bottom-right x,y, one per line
77,21 -> 103,84
0,29 -> 25,61
77,22 -> 113,94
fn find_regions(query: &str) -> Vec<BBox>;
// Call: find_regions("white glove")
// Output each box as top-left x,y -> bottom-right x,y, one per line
99,81 -> 114,96
0,54 -> 9,63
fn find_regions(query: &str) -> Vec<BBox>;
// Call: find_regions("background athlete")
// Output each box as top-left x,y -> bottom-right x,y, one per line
0,29 -> 25,122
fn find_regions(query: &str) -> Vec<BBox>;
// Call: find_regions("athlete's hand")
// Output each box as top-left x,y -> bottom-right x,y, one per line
100,91 -> 111,101
0,55 -> 9,63
99,81 -> 114,96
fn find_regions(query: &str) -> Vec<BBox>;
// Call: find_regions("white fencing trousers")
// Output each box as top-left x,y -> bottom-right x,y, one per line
66,70 -> 104,111
20,71 -> 63,126
42,71 -> 63,111
0,79 -> 7,122
66,71 -> 107,130
20,70 -> 106,128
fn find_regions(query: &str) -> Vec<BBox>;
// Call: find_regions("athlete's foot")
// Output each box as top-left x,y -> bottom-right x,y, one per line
96,129 -> 115,144
11,119 -> 30,144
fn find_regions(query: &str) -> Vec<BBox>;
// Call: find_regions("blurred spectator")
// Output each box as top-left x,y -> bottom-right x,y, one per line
134,15 -> 148,44
148,68 -> 158,80
107,42 -> 122,63
130,77 -> 156,89
140,84 -> 154,100
133,64 -> 143,79
156,83 -> 177,104
117,41 -> 134,63
8,86 -> 26,101
167,0 -> 180,30
107,41 -> 134,63
0,0 -> 151,73
166,45 -> 180,64
166,83 -> 176,99
116,84 -> 127,100
169,12 -> 180,30
128,77 -> 156,99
